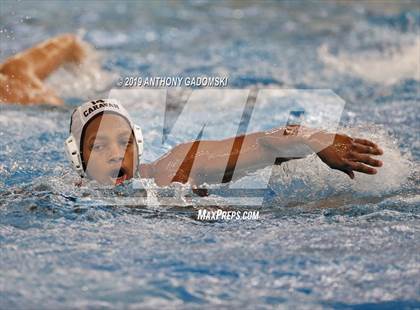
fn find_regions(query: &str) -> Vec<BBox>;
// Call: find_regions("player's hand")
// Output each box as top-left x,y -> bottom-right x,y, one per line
309,132 -> 383,179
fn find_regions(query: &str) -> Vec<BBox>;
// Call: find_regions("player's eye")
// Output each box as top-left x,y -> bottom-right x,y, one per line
91,143 -> 105,151
119,137 -> 133,147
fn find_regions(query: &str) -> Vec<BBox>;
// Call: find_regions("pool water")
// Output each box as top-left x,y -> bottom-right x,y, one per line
1,1 -> 419,308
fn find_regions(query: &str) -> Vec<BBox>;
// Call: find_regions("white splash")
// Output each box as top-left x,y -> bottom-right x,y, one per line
318,38 -> 420,85
268,125 -> 413,203
44,37 -> 117,101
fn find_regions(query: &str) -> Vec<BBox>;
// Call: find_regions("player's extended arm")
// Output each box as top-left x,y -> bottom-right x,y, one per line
145,126 -> 383,186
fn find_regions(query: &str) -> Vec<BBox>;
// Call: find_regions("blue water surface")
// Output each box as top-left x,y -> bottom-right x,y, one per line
0,1 -> 419,309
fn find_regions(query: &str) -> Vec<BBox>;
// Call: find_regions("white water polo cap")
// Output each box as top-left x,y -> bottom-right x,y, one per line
65,99 -> 143,178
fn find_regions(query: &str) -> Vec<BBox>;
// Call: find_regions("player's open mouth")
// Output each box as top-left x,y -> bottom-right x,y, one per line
109,167 -> 128,185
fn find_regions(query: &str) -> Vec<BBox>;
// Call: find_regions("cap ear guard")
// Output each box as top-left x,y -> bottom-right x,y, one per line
64,134 -> 86,178
133,125 -> 143,158
133,125 -> 143,178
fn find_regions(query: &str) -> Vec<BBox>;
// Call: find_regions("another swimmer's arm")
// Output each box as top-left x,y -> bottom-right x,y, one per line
0,34 -> 85,80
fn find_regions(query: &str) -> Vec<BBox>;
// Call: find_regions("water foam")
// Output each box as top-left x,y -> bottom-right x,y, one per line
44,39 -> 117,102
262,125 -> 414,207
318,38 -> 420,85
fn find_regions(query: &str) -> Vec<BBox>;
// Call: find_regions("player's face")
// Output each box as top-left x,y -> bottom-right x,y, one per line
82,113 -> 138,185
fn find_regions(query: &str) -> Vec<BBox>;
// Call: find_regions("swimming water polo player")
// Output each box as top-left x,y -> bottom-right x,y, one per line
0,34 -> 385,187
66,99 -> 384,187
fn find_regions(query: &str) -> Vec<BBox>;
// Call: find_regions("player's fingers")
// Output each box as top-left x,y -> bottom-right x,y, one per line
347,161 -> 378,174
354,138 -> 377,147
352,142 -> 383,155
344,169 -> 355,179
353,138 -> 383,154
349,152 -> 383,167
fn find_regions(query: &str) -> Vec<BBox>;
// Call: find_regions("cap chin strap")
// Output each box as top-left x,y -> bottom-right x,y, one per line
65,124 -> 144,179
